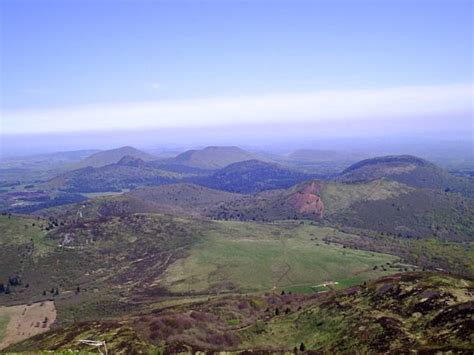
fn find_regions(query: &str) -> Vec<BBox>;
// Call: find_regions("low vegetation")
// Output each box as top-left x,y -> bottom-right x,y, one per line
6,272 -> 473,353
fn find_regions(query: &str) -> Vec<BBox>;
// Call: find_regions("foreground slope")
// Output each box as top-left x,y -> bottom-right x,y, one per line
6,272 -> 473,353
0,214 -> 399,317
243,272 -> 474,352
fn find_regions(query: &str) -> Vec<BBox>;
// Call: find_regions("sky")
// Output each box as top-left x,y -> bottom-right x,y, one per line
0,0 -> 473,154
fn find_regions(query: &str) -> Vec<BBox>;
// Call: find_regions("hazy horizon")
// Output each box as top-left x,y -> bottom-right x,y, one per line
1,0 -> 473,157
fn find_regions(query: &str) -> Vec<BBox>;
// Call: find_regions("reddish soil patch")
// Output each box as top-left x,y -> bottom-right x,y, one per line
288,181 -> 325,217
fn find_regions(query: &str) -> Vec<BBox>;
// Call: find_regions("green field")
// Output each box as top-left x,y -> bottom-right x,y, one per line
0,315 -> 9,343
160,221 -> 399,293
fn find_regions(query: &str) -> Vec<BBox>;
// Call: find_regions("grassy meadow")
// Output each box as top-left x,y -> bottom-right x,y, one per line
160,221 -> 399,294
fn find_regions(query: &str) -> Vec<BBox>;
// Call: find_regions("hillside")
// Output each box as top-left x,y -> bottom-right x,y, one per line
243,272 -> 474,352
338,155 -> 474,194
80,184 -> 242,217
193,159 -> 313,193
6,272 -> 473,353
209,179 -> 410,221
68,146 -> 156,169
0,214 -> 398,318
209,178 -> 474,240
45,157 -> 184,193
126,183 -> 242,212
168,146 -> 258,169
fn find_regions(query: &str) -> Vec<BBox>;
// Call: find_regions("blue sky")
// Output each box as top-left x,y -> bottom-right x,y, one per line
0,0 -> 472,143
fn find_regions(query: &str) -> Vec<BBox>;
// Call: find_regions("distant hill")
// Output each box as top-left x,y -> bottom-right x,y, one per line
210,178 -> 474,239
337,155 -> 472,191
193,159 -> 313,193
69,146 -> 156,169
127,183 -> 241,209
147,161 -> 213,175
210,179 -> 402,222
46,157 -> 183,193
167,146 -> 258,169
93,183 -> 241,217
37,183 -> 242,218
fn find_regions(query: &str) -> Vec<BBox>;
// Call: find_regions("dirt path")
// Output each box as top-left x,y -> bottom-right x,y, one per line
0,301 -> 57,350
274,238 -> 294,288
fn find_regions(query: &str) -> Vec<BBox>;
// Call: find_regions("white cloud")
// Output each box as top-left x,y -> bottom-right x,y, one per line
1,83 -> 472,135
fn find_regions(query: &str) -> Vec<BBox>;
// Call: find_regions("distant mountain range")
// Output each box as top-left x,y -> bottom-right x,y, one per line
37,151 -> 474,241
44,146 -> 310,193
163,146 -> 261,169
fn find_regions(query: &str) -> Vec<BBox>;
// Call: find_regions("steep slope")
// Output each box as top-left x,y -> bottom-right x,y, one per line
168,146 -> 258,169
69,146 -> 156,169
338,155 -> 473,193
243,272 -> 474,352
193,159 -> 313,193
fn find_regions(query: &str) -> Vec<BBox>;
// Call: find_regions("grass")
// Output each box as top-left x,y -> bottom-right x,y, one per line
80,189 -> 129,198
5,321 -> 159,354
320,180 -> 412,215
325,227 -> 474,278
227,319 -> 240,326
0,213 -> 205,320
240,272 -> 474,352
0,214 -> 53,256
0,315 -> 9,343
160,221 -> 398,294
